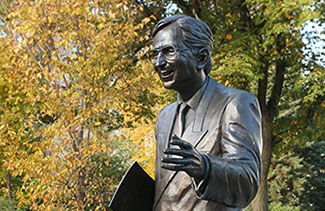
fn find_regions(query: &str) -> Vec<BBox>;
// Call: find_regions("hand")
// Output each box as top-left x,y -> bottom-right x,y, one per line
161,134 -> 206,182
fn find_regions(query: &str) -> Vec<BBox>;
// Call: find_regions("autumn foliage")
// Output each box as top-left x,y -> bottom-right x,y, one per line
0,0 -> 160,210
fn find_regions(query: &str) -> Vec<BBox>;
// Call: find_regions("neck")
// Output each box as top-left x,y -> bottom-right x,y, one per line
178,71 -> 206,101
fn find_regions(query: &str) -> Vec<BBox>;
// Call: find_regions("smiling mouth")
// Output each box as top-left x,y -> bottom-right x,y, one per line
160,70 -> 174,80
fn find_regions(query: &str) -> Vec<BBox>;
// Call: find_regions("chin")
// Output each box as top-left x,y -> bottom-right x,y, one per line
162,80 -> 176,90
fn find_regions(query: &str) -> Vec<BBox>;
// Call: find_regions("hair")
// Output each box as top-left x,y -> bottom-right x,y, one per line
152,15 -> 214,75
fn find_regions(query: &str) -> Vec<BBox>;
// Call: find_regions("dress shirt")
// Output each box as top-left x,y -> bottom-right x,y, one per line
173,79 -> 208,136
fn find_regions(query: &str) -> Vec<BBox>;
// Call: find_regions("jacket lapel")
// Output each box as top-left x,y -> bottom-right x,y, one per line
154,103 -> 178,208
193,77 -> 216,132
165,104 -> 178,150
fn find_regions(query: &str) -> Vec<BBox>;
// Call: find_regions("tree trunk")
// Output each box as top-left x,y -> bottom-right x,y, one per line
250,113 -> 273,211
6,172 -> 14,211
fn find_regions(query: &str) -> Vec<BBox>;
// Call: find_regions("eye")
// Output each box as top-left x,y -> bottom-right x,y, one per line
163,46 -> 177,57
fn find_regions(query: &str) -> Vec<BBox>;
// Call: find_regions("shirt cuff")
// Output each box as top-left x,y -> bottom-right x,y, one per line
191,153 -> 210,198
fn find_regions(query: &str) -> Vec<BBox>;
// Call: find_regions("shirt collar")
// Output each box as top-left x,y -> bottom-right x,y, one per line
177,78 -> 208,110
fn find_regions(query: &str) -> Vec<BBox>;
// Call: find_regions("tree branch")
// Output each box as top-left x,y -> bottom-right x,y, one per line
172,0 -> 193,16
193,0 -> 202,18
6,172 -> 14,211
139,0 -> 154,17
267,36 -> 286,119
257,61 -> 269,114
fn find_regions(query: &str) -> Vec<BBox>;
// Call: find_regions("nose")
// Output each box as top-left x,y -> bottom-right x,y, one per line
153,52 -> 167,70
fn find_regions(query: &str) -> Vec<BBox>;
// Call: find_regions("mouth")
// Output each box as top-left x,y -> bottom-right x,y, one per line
159,69 -> 174,80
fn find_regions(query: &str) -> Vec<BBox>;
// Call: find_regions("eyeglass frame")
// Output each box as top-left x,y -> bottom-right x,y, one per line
150,45 -> 191,62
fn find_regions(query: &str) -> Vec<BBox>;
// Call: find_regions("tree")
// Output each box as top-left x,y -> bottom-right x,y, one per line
0,28 -> 27,211
0,0 -> 161,209
148,0 -> 323,209
299,140 -> 325,210
270,90 -> 324,210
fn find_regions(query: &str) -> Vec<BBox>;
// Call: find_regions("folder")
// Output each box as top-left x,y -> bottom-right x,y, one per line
109,161 -> 155,211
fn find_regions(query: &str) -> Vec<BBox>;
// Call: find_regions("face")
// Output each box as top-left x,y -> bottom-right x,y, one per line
152,24 -> 199,91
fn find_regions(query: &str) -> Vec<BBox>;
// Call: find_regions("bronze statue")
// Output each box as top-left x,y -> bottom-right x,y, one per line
152,15 -> 262,210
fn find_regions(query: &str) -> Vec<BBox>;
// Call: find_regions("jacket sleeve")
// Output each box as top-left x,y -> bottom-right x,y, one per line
193,92 -> 263,208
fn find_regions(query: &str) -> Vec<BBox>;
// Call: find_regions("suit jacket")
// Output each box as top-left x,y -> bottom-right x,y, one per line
153,77 -> 262,211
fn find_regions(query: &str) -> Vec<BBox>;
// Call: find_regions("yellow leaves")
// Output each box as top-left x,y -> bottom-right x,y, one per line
97,22 -> 105,30
286,38 -> 290,45
214,75 -> 222,81
1,0 -> 162,209
315,69 -> 322,75
271,50 -> 278,56
126,120 -> 156,178
142,17 -> 152,25
226,34 -> 232,40
284,13 -> 291,20
226,13 -> 232,17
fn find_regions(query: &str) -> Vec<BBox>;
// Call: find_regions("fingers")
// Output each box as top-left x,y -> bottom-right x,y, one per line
161,163 -> 192,171
162,135 -> 203,175
164,148 -> 193,157
161,157 -> 193,165
171,134 -> 192,149
161,152 -> 202,169
161,157 -> 200,169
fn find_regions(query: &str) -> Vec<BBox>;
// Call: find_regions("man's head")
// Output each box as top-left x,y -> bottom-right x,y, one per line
152,15 -> 213,75
151,15 -> 213,92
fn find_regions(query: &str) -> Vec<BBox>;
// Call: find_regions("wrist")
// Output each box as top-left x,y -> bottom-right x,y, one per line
194,154 -> 207,183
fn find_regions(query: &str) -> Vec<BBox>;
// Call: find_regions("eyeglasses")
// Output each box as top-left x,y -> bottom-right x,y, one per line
150,45 -> 186,61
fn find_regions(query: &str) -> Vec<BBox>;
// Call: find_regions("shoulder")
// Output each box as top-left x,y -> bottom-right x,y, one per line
217,85 -> 261,120
229,88 -> 257,105
157,102 -> 177,118
155,101 -> 177,134
208,77 -> 258,105
156,101 -> 177,126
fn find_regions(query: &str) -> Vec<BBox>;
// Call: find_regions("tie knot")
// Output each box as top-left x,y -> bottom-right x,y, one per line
179,102 -> 189,112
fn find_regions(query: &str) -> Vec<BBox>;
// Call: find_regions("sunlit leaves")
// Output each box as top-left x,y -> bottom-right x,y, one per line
0,0 -> 160,210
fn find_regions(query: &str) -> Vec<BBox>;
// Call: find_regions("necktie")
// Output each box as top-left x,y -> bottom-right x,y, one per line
178,103 -> 189,136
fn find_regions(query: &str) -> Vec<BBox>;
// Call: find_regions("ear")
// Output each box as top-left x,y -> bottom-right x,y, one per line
197,48 -> 209,71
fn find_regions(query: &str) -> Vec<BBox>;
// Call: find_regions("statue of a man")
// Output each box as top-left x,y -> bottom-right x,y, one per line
152,15 -> 262,210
